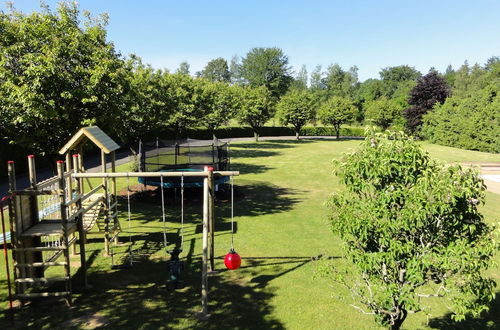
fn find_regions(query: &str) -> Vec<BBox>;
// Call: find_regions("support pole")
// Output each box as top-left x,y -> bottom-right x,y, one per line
66,153 -> 78,255
57,161 -> 72,305
73,155 -> 87,288
7,161 -> 26,294
65,153 -> 72,200
2,189 -> 14,325
206,167 -> 215,272
201,170 -> 209,316
101,150 -> 110,256
27,155 -> 43,278
111,151 -> 118,244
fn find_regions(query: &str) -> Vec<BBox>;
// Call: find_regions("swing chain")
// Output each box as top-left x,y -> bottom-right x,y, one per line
127,174 -> 133,266
160,174 -> 168,251
230,175 -> 235,251
180,174 -> 184,251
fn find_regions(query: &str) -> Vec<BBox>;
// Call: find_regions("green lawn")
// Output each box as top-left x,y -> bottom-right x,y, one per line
1,139 -> 499,329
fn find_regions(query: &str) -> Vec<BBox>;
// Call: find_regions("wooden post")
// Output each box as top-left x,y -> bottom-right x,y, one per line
201,171 -> 209,316
27,155 -> 43,278
207,168 -> 215,272
111,151 -> 118,244
66,153 -> 78,255
101,150 -> 110,256
57,161 -> 72,305
7,161 -> 25,294
78,146 -> 85,194
65,153 -> 72,199
73,155 -> 87,288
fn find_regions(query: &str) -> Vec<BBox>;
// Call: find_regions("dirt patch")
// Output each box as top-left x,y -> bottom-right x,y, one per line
62,312 -> 109,329
118,183 -> 156,197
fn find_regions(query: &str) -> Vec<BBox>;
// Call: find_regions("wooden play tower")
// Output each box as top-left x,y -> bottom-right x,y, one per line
4,126 -> 239,316
6,127 -> 121,303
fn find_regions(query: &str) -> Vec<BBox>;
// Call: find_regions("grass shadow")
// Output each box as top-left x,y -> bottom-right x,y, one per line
230,162 -> 273,175
216,181 -> 302,218
3,237 -> 286,329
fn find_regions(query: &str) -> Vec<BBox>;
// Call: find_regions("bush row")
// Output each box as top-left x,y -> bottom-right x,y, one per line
174,126 -> 365,140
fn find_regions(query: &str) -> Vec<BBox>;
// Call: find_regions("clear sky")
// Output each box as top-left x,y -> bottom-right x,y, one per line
2,0 -> 500,81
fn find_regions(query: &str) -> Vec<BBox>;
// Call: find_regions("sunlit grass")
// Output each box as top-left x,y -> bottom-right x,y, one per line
0,139 -> 498,329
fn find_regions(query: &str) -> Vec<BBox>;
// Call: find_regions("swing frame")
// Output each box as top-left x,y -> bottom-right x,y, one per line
72,169 -> 239,316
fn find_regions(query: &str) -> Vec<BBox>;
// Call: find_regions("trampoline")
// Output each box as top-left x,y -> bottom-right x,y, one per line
138,138 -> 230,188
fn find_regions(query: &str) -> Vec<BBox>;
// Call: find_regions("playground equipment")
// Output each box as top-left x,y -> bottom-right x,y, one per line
138,138 -> 231,188
2,126 -> 239,318
224,175 -> 241,270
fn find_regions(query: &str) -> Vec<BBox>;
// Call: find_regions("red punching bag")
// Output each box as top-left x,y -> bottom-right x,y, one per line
224,249 -> 241,270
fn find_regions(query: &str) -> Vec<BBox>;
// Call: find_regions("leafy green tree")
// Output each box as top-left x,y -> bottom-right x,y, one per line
323,64 -> 359,98
163,73 -> 204,136
199,80 -> 239,133
404,70 -> 450,136
310,65 -> 325,91
276,90 -> 315,139
240,47 -> 292,99
199,57 -> 230,82
364,98 -> 402,130
326,129 -> 498,330
237,86 -> 273,141
176,61 -> 190,75
380,65 -> 421,83
290,64 -> 308,90
379,65 -> 421,97
229,54 -> 242,84
116,56 -> 169,153
0,3 -> 128,156
443,64 -> 456,86
422,80 -> 500,153
485,56 -> 500,71
317,97 -> 356,139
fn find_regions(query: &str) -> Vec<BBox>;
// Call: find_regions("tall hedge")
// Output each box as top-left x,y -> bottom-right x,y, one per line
422,83 -> 500,153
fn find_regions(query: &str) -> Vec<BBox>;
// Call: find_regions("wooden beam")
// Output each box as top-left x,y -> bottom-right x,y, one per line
27,155 -> 43,278
73,154 -> 87,288
57,161 -> 72,305
208,169 -> 215,272
201,173 -> 209,316
72,171 -> 240,178
101,150 -> 110,256
111,151 -> 118,244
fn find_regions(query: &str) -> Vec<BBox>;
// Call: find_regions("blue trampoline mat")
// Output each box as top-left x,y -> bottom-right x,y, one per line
138,168 -> 229,188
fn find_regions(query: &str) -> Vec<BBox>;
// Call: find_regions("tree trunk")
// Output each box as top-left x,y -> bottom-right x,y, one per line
129,146 -> 139,172
295,131 -> 300,140
335,124 -> 340,140
254,131 -> 259,142
390,308 -> 407,330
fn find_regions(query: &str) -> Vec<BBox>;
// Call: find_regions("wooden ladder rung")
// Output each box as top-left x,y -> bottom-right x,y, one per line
15,276 -> 70,284
13,236 -> 76,252
16,292 -> 70,298
15,262 -> 67,268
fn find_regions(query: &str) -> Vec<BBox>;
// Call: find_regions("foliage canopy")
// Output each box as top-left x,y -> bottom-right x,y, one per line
276,90 -> 315,139
326,129 -> 498,329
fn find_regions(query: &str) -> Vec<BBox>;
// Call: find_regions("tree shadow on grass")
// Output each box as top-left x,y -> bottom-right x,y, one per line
234,140 -> 313,150
428,292 -> 500,330
231,148 -> 280,158
4,237 -> 287,330
216,181 -> 302,218
230,162 -> 273,175
121,181 -> 301,224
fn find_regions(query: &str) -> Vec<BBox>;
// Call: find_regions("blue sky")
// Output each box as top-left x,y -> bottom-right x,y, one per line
3,0 -> 500,81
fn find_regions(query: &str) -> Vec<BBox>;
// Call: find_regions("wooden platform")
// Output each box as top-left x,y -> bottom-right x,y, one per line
20,221 -> 77,237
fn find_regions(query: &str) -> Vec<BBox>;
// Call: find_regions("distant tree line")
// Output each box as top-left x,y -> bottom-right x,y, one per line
0,3 -> 498,166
